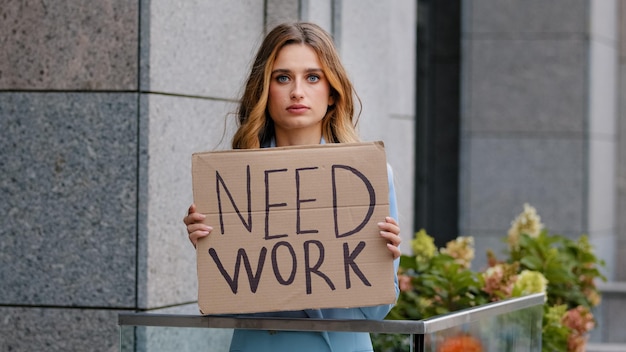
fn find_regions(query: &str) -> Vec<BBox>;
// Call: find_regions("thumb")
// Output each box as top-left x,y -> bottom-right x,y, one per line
188,203 -> 196,215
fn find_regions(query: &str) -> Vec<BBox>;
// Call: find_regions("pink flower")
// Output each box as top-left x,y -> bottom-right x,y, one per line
562,306 -> 595,335
563,306 -> 595,352
567,334 -> 588,352
482,263 -> 518,301
441,236 -> 475,269
398,274 -> 413,292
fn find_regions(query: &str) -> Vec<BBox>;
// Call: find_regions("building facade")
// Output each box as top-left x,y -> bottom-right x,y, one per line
0,0 -> 415,350
1,0 -> 625,350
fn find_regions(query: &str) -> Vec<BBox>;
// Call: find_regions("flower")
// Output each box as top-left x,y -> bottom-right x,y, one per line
482,262 -> 518,301
567,334 -> 587,352
584,287 -> 601,307
563,305 -> 595,336
411,228 -> 436,265
374,204 -> 605,352
512,270 -> 548,297
398,274 -> 413,292
563,306 -> 595,352
440,236 -> 475,269
507,203 -> 544,249
437,334 -> 483,352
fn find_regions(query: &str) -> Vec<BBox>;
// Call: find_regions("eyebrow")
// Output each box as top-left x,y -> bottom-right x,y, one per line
271,68 -> 324,75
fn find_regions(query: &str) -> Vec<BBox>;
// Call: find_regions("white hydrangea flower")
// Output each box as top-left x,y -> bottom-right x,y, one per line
507,203 -> 544,249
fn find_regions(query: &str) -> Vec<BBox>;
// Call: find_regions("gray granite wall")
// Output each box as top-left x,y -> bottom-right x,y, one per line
1,0 -> 140,350
617,0 -> 626,282
0,0 -> 416,350
460,0 -> 621,280
337,0 -> 416,253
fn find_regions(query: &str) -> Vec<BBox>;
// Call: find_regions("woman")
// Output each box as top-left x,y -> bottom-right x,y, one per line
183,22 -> 401,352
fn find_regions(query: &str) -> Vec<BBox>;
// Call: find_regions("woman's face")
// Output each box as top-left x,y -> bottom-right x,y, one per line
267,44 -> 334,144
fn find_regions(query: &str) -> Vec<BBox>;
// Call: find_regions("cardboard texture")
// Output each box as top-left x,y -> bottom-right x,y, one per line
192,141 -> 395,315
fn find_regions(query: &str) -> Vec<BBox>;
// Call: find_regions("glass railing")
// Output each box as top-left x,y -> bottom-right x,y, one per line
119,292 -> 544,352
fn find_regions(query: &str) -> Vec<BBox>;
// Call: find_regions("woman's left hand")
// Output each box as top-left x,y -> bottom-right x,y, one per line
379,217 -> 401,259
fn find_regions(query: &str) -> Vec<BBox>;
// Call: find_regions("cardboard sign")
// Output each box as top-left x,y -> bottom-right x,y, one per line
191,141 -> 395,315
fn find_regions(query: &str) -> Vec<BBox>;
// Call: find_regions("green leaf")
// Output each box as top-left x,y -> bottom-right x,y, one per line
399,255 -> 417,271
520,255 -> 542,270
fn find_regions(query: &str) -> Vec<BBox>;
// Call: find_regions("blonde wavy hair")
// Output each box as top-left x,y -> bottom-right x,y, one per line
232,22 -> 361,149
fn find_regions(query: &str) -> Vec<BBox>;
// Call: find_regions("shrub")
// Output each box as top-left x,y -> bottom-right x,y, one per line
373,204 -> 605,352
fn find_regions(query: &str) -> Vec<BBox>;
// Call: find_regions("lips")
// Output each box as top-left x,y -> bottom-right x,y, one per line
287,104 -> 309,114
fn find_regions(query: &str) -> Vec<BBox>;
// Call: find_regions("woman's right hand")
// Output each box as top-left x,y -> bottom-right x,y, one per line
183,204 -> 213,248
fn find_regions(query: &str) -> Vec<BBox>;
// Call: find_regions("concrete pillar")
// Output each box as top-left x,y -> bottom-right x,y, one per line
460,0 -> 619,279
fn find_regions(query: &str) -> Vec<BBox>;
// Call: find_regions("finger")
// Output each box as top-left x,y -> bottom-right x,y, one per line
189,226 -> 212,246
385,216 -> 398,226
378,221 -> 400,236
190,231 -> 210,247
380,230 -> 402,247
183,210 -> 206,226
383,217 -> 400,233
378,222 -> 400,236
183,204 -> 196,224
386,243 -> 401,259
188,223 -> 212,234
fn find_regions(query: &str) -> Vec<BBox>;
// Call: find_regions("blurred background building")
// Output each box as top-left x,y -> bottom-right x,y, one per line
0,0 -> 624,350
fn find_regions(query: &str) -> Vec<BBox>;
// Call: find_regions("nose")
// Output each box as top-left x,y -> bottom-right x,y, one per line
290,79 -> 304,100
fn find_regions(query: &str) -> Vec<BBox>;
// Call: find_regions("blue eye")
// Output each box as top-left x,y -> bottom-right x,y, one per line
276,75 -> 289,83
307,75 -> 320,83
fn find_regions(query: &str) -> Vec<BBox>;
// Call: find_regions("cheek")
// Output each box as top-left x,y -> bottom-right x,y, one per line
267,87 -> 278,108
268,85 -> 286,105
318,84 -> 332,105
267,86 -> 284,119
318,88 -> 333,106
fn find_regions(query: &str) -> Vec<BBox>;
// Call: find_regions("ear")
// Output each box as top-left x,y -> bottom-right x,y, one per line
328,93 -> 335,106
